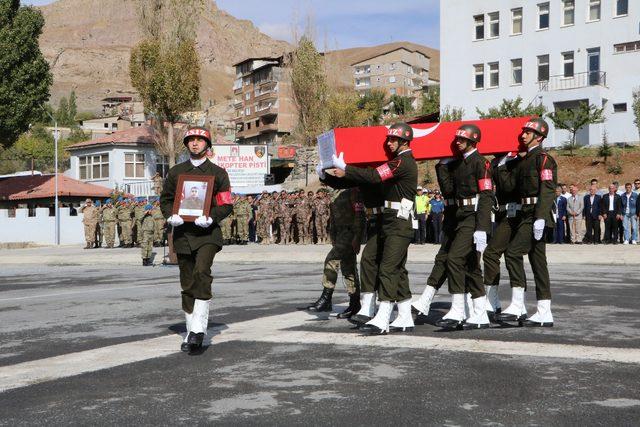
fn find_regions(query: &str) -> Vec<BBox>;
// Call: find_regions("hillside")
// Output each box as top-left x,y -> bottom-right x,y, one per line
37,0 -> 292,112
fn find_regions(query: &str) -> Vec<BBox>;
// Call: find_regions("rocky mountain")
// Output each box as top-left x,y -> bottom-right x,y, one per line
37,0 -> 292,113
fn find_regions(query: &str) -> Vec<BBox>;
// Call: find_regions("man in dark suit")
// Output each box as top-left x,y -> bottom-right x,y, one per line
583,184 -> 602,243
161,126 -> 233,354
553,186 -> 567,244
600,183 -> 622,244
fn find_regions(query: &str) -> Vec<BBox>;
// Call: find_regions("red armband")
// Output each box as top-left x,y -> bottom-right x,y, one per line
478,178 -> 493,191
540,169 -> 553,181
376,164 -> 393,181
216,191 -> 232,205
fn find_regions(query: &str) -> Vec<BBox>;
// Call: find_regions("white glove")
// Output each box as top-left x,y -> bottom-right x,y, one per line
194,216 -> 213,228
315,164 -> 325,179
473,231 -> 487,253
438,157 -> 455,165
533,219 -> 545,240
166,214 -> 184,227
498,152 -> 517,167
332,152 -> 346,170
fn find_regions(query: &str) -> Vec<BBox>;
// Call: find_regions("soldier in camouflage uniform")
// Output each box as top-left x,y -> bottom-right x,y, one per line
256,191 -> 272,244
151,200 -> 165,246
314,190 -> 330,243
133,198 -> 146,247
295,190 -> 312,244
117,198 -> 134,247
140,204 -> 156,266
271,191 -> 284,244
152,172 -> 164,196
235,195 -> 252,245
94,199 -> 103,248
278,193 -> 294,245
79,198 -> 99,249
102,199 -> 117,248
306,188 -> 365,317
220,213 -> 233,245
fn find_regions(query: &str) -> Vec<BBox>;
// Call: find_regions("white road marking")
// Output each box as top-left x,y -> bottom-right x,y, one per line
2,310 -> 640,393
0,284 -> 169,302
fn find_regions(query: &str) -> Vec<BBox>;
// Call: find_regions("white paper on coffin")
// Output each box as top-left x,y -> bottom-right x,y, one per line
317,130 -> 337,169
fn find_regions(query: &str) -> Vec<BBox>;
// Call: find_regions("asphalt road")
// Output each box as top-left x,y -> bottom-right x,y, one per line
1,257 -> 639,425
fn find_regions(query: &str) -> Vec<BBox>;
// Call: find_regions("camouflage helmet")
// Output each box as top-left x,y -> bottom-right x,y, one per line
182,126 -> 212,147
386,122 -> 413,143
522,117 -> 549,138
455,123 -> 481,144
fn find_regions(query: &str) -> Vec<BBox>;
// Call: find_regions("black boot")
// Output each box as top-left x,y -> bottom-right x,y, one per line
337,292 -> 361,319
306,288 -> 333,312
188,332 -> 205,355
181,333 -> 192,352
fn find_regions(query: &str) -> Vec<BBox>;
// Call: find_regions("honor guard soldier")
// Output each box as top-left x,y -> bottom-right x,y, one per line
498,118 -> 557,327
333,122 -> 418,334
160,126 -> 233,354
435,124 -> 493,330
318,167 -> 384,322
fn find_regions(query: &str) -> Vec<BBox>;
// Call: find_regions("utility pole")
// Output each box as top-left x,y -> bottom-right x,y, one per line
43,108 -> 60,245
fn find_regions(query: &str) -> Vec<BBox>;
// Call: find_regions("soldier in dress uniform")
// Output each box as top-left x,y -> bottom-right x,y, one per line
305,187 -> 365,315
497,118 -> 557,327
434,124 -> 493,330
102,199 -> 117,248
79,199 -> 98,249
332,122 -> 418,334
160,126 -> 233,354
140,203 -> 156,266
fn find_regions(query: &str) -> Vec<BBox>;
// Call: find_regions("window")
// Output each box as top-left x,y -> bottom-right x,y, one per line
562,51 -> 574,77
613,103 -> 627,112
538,3 -> 550,29
255,119 -> 260,127
125,153 -> 145,178
79,154 -> 109,180
589,0 -> 601,21
245,92 -> 250,100
245,107 -> 251,116
511,8 -> 522,35
537,55 -> 549,82
112,123 -> 118,130
614,40 -> 640,53
103,123 -> 109,128
488,12 -> 499,38
389,76 -> 396,83
390,63 -> 396,71
562,0 -> 575,25
247,122 -> 251,130
616,0 -> 629,16
474,14 -> 485,40
474,64 -> 484,89
488,62 -> 499,87
390,88 -> 396,95
156,155 -> 169,178
511,58 -> 522,85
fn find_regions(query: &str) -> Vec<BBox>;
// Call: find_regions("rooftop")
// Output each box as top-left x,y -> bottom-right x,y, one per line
0,174 -> 112,201
66,125 -> 158,151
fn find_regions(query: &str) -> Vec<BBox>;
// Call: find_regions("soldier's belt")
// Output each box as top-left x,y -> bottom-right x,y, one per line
366,207 -> 384,215
456,197 -> 477,207
443,198 -> 456,207
498,203 -> 522,212
521,197 -> 538,205
384,201 -> 402,210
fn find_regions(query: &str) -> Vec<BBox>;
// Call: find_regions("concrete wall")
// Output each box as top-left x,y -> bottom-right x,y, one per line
0,208 -> 85,245
440,0 -> 640,147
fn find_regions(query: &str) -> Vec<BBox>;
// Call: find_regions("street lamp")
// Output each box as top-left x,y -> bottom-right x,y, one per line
42,108 -> 60,245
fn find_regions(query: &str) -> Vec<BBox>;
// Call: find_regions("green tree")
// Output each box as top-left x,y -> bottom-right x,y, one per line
419,85 -> 440,116
440,106 -> 464,122
0,0 -> 53,148
547,102 -> 605,155
357,89 -> 386,125
291,36 -> 327,145
389,94 -> 414,116
14,124 -> 54,172
632,88 -> 640,140
598,130 -> 613,164
325,91 -> 367,129
476,96 -> 547,119
130,0 -> 203,166
55,97 -> 70,126
68,91 -> 78,123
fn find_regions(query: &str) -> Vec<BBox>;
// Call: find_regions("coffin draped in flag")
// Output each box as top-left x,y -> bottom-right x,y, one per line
317,116 -> 531,167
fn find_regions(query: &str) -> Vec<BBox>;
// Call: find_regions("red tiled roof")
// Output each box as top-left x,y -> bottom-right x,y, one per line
0,175 -> 112,201
66,125 -> 159,151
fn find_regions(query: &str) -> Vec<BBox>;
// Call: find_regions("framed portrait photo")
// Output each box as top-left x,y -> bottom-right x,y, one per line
172,174 -> 215,222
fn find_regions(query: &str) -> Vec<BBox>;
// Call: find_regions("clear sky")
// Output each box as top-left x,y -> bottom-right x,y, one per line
21,0 -> 440,49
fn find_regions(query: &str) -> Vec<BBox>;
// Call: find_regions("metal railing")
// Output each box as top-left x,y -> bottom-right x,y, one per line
123,180 -> 157,197
539,71 -> 606,91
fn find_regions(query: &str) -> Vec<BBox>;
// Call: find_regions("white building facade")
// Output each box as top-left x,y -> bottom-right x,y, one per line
440,0 -> 640,147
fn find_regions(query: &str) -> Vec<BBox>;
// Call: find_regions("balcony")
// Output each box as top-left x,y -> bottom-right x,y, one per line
259,123 -> 279,134
539,71 -> 607,91
256,104 -> 278,117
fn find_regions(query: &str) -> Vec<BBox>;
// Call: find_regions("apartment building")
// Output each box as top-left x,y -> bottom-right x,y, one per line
232,56 -> 297,145
352,46 -> 432,107
441,0 -> 640,147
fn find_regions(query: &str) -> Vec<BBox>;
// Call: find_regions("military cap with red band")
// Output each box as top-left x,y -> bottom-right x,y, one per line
183,127 -> 212,146
522,117 -> 549,138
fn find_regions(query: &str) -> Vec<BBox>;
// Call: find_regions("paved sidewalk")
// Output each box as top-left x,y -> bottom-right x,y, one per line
1,242 -> 637,266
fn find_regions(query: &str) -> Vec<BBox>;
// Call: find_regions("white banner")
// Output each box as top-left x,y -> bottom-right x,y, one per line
206,144 -> 268,187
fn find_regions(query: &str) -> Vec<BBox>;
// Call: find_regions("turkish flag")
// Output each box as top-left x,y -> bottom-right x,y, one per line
318,117 -> 530,166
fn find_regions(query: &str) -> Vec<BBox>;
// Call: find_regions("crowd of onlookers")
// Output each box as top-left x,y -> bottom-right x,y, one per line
550,179 -> 640,245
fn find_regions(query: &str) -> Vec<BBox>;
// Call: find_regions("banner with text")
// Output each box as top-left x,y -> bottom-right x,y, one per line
207,144 -> 268,187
